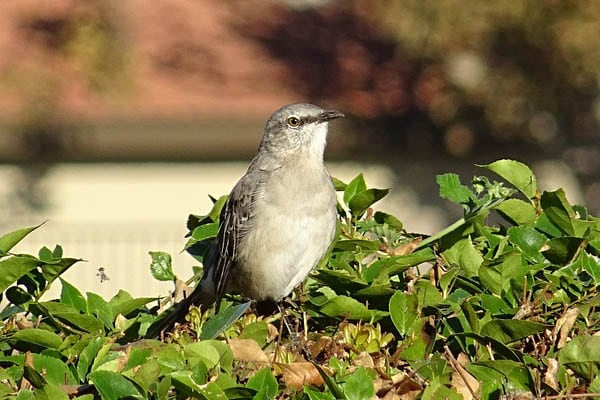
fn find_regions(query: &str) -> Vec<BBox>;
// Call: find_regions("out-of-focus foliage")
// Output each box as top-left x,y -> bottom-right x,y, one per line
239,1 -> 600,155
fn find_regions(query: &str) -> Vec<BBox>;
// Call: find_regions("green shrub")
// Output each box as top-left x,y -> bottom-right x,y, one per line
1,159 -> 599,399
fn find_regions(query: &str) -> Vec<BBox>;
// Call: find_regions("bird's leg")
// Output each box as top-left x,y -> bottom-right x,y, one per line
278,302 -> 297,340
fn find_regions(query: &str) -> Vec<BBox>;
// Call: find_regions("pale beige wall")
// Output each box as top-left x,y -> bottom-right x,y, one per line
1,162 -> 444,303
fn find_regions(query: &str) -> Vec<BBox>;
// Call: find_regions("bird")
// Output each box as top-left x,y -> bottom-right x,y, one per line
147,103 -> 344,337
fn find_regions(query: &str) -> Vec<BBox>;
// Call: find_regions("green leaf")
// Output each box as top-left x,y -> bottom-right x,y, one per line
482,159 -> 537,198
535,212 -> 565,238
239,321 -> 269,347
148,251 -> 175,281
542,237 -> 583,265
305,387 -> 336,400
170,370 -> 209,398
343,174 -> 367,206
208,195 -> 228,222
421,375 -> 462,400
363,248 -> 436,280
480,320 -> 547,344
400,317 -> 431,361
0,224 -> 43,256
315,362 -> 346,399
389,292 -> 417,336
413,280 -> 443,307
5,286 -> 33,306
34,383 -> 69,400
495,198 -> 537,226
348,188 -> 389,216
507,226 -> 547,259
87,292 -> 114,328
540,189 -> 576,235
334,239 -> 379,252
39,258 -> 81,285
155,345 -> 186,374
0,256 -> 40,293
38,247 -> 53,263
32,302 -> 104,333
191,222 -> 219,241
60,279 -> 87,313
88,370 -> 142,400
109,290 -> 155,317
331,177 -> 347,191
200,301 -> 251,340
442,238 -> 483,277
576,251 -> 600,285
320,295 -> 387,322
15,390 -> 35,400
342,367 -> 374,400
78,337 -> 107,381
12,329 -> 62,350
123,359 -> 160,392
478,253 -> 523,295
465,364 -> 503,399
246,367 -> 277,399
590,375 -> 600,394
436,173 -> 473,204
476,360 -> 534,391
23,365 -> 46,388
185,340 -> 232,372
373,211 -> 403,230
122,348 -> 152,372
558,335 -> 600,379
31,354 -> 76,386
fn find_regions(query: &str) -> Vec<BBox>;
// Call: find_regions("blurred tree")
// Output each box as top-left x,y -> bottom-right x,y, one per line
1,0 -> 129,214
236,1 -> 600,150
233,0 -> 600,209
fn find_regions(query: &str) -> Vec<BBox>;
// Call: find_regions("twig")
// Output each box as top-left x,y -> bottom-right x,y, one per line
538,394 -> 600,399
444,345 -> 479,400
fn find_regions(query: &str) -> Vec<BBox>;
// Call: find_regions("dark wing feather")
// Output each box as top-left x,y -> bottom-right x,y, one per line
211,174 -> 259,304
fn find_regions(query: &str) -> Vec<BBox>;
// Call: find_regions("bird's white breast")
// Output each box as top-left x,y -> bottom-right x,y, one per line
232,162 -> 336,301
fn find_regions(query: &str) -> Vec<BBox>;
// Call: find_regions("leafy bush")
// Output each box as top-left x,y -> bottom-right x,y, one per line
2,159 -> 600,399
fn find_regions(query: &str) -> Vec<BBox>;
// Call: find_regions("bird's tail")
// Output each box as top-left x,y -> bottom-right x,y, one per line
145,280 -> 216,339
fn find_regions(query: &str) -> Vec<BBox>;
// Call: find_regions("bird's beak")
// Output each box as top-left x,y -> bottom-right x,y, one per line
319,110 -> 345,122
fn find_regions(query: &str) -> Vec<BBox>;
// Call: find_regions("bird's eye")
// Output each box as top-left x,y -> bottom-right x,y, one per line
286,116 -> 301,128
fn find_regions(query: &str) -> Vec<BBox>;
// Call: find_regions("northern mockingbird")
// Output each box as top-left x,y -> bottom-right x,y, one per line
149,103 -> 344,336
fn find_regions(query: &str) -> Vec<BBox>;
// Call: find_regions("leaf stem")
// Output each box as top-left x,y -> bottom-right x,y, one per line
415,218 -> 466,250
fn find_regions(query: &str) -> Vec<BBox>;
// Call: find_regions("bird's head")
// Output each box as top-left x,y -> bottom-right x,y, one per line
260,103 -> 344,160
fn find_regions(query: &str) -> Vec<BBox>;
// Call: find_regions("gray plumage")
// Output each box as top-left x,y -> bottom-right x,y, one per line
148,103 -> 343,336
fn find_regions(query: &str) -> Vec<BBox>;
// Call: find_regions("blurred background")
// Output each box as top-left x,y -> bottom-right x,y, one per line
1,0 -> 599,299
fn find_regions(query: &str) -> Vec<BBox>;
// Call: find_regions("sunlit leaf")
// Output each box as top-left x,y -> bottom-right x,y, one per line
343,174 -> 367,206
148,251 -> 175,281
482,159 -> 537,199
437,173 -> 473,204
0,223 -> 43,256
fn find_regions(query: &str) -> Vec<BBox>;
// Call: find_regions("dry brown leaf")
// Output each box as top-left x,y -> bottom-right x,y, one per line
390,374 -> 422,395
172,278 -> 192,303
306,336 -> 332,359
392,239 -> 421,256
383,387 -> 420,400
229,338 -> 269,364
267,323 -> 279,342
544,358 -> 559,391
555,308 -> 579,348
353,351 -> 375,368
456,352 -> 469,367
382,389 -> 402,400
280,362 -> 323,389
373,377 -> 392,395
446,350 -> 479,400
451,369 -> 479,400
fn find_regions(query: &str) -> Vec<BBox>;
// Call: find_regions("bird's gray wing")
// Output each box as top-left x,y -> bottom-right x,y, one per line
211,172 -> 262,304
